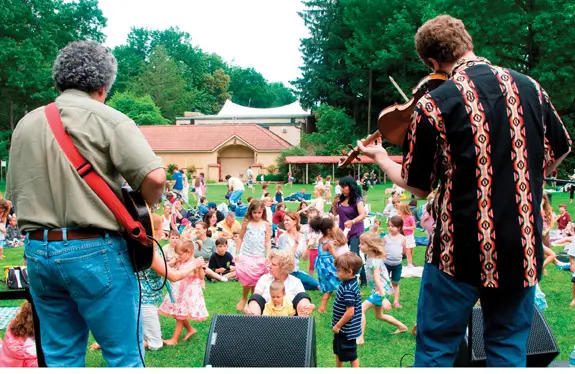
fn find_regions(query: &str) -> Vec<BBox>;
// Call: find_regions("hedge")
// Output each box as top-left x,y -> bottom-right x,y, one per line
255,174 -> 283,182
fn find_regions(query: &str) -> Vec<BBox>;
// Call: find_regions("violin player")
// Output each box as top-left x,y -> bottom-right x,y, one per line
358,15 -> 570,367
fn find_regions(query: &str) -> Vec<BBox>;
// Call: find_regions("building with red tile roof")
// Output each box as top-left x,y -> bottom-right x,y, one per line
139,124 -> 292,181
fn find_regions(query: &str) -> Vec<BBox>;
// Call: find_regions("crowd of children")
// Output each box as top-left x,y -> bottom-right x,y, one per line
3,174 -> 575,368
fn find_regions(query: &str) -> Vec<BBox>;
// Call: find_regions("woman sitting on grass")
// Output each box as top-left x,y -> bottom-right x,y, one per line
244,250 -> 316,316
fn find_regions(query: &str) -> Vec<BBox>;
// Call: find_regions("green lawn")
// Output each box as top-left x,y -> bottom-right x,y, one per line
1,182 -> 574,367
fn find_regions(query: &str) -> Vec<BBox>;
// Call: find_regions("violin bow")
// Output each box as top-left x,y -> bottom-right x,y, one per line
389,76 -> 409,102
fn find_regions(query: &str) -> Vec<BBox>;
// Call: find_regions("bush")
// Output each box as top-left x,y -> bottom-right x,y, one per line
256,174 -> 283,182
267,164 -> 278,174
167,164 -> 178,174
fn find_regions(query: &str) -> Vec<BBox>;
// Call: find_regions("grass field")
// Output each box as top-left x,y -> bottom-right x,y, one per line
1,182 -> 574,367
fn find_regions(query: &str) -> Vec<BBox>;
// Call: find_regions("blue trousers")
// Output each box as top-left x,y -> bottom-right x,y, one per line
25,231 -> 143,367
415,263 -> 535,367
291,271 -> 320,291
229,190 -> 243,208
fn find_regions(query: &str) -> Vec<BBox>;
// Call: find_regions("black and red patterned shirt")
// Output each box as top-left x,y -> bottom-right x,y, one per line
402,57 -> 571,289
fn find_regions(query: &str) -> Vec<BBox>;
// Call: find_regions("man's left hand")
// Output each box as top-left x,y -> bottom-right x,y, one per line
357,139 -> 389,165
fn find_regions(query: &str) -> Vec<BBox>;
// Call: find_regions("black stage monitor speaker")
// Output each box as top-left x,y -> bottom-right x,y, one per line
455,306 -> 559,367
204,314 -> 316,367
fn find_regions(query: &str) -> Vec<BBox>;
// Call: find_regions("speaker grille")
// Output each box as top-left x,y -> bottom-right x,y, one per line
469,307 -> 559,366
204,314 -> 316,367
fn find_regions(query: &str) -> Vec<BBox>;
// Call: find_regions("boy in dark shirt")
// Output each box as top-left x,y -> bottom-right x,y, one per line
332,252 -> 363,367
208,238 -> 236,281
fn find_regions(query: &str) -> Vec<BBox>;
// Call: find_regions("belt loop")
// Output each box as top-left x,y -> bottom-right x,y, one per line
43,229 -> 48,245
25,232 -> 30,246
62,228 -> 68,245
104,231 -> 110,242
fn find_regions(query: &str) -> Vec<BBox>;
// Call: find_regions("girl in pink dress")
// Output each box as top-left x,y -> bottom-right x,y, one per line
397,203 -> 416,267
159,240 -> 208,346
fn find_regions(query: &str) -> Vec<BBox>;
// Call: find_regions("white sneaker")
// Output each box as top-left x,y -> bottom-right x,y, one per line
220,276 -> 229,282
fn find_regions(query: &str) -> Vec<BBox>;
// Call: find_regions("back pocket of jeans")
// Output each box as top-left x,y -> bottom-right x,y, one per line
55,249 -> 112,300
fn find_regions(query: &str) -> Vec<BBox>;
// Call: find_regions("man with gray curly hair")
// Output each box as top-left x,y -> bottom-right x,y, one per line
7,40 -> 166,367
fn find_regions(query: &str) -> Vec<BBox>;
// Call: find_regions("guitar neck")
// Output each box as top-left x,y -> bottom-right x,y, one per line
338,131 -> 381,167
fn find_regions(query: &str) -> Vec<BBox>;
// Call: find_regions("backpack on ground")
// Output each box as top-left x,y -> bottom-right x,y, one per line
6,266 -> 29,289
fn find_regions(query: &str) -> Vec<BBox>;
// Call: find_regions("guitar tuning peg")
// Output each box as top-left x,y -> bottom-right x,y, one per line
347,144 -> 354,150
341,149 -> 347,156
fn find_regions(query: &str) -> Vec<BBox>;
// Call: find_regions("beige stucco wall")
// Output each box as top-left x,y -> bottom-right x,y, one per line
156,152 -> 216,176
255,152 -> 280,173
268,126 -> 300,146
217,145 -> 254,180
155,147 -> 282,181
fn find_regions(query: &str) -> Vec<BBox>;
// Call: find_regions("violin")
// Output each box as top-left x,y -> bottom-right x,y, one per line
378,72 -> 449,145
337,72 -> 449,167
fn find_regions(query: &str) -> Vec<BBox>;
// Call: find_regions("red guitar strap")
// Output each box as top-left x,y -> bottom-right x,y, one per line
44,102 -> 148,246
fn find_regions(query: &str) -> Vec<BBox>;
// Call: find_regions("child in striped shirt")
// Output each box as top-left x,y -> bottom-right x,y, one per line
332,252 -> 363,367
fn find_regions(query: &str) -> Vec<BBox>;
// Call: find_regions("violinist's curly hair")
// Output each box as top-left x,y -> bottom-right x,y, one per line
415,15 -> 473,67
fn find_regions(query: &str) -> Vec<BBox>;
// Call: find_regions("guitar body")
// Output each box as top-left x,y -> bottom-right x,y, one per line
121,187 -> 154,272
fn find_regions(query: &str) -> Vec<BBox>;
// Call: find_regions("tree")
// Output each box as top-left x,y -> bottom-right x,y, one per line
304,104 -> 357,156
127,45 -> 194,120
425,0 -> 575,176
276,146 -> 309,181
0,0 -> 106,130
107,91 -> 170,125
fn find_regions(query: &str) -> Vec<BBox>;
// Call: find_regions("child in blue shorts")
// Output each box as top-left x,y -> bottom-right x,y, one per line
357,232 -> 407,345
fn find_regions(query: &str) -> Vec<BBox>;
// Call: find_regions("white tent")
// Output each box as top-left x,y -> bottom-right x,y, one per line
217,100 -> 310,117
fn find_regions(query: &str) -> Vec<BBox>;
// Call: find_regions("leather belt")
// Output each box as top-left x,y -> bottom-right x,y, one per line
27,229 -> 112,241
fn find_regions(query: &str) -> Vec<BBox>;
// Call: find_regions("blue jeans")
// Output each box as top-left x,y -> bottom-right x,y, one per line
229,190 -> 243,208
415,263 -> 535,367
291,271 -> 320,291
25,231 -> 143,367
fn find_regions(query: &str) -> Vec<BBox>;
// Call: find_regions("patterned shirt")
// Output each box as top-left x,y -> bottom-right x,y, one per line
332,278 -> 362,339
365,258 -> 394,296
402,57 -> 571,289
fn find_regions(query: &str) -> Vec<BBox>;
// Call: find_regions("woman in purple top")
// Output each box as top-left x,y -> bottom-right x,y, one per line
336,176 -> 367,286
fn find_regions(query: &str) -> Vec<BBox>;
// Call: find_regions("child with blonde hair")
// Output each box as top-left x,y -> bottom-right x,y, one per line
397,202 -> 416,267
235,200 -> 271,311
263,280 -> 296,316
310,216 -> 341,313
325,175 -> 332,202
357,232 -> 407,344
332,227 -> 350,256
302,187 -> 326,213
159,240 -> 209,346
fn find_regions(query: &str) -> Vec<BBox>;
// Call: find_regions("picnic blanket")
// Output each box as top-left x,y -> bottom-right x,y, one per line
401,266 -> 424,278
0,307 -> 20,330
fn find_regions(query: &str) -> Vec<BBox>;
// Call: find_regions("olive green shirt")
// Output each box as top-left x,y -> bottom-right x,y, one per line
6,89 -> 164,232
